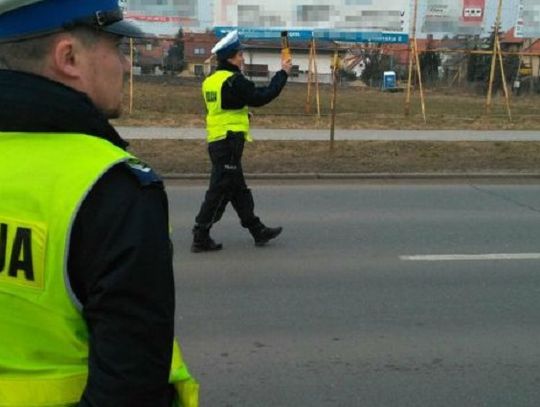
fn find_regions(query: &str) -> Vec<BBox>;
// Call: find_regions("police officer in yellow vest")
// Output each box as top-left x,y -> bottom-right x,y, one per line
192,30 -> 293,252
0,1 -> 197,406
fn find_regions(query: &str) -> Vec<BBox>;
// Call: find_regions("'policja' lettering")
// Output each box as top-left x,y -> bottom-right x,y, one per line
0,223 -> 6,272
205,91 -> 217,103
0,223 -> 35,281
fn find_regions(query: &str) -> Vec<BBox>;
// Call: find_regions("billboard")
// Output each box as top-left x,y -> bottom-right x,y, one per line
123,0 -> 198,35
125,0 -> 197,18
515,0 -> 540,38
214,0 -> 410,42
422,0 -> 486,34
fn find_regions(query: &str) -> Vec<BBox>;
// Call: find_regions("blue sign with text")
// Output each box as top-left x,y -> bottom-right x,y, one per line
214,27 -> 409,44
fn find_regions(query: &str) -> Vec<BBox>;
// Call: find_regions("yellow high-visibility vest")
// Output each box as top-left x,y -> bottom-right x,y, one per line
202,70 -> 252,143
0,132 -> 197,407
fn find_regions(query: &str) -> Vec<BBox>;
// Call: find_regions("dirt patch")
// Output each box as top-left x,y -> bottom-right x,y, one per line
128,139 -> 540,175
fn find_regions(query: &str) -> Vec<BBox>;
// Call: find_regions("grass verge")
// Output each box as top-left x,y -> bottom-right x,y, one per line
128,139 -> 540,175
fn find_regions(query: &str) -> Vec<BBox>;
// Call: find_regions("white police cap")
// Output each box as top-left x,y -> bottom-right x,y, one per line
212,30 -> 245,60
0,0 -> 147,43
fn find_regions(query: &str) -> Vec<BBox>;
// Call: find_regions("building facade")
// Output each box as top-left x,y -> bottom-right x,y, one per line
183,32 -> 216,76
198,0 -> 214,29
214,0 -> 409,32
124,0 -> 198,35
240,40 -> 339,84
126,0 -> 197,19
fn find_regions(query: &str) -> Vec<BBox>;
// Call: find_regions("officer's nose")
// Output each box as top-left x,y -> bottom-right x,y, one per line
121,53 -> 131,74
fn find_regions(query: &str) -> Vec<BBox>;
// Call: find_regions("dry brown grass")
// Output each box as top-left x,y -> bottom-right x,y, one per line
117,77 -> 540,174
128,139 -> 540,174
114,76 -> 540,130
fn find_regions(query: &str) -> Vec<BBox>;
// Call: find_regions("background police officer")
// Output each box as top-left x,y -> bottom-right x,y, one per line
0,1 -> 196,405
192,30 -> 293,252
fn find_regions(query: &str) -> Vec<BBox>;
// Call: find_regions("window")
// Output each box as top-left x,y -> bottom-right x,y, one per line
238,5 -> 259,26
297,5 -> 331,23
193,48 -> 206,55
244,64 -> 269,78
194,65 -> 204,77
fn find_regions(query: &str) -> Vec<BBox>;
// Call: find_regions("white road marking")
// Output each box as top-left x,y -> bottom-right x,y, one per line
400,253 -> 540,261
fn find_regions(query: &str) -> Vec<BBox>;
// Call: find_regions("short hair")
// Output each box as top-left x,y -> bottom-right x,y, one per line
0,27 -> 101,73
218,49 -> 241,64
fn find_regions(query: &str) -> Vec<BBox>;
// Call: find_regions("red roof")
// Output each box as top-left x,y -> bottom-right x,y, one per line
183,32 -> 217,43
500,27 -> 524,44
523,39 -> 540,53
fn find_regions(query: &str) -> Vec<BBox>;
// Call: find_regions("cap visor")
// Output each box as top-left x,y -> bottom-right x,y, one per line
102,20 -> 152,38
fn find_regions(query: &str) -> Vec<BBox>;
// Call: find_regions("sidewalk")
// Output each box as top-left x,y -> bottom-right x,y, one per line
117,127 -> 540,141
162,172 -> 540,181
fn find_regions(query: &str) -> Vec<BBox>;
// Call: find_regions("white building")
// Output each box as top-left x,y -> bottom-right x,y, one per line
124,0 -> 198,36
198,0 -> 214,29
215,0 -> 410,33
241,40 -> 341,84
126,0 -> 197,19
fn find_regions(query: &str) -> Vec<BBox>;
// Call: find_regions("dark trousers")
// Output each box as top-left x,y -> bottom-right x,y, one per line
195,132 -> 260,229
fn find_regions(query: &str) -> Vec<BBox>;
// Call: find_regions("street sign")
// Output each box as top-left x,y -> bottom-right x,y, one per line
214,27 -> 313,40
214,26 -> 409,44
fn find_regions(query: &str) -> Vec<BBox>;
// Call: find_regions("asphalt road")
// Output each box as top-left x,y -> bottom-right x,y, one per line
168,180 -> 540,406
118,127 -> 540,141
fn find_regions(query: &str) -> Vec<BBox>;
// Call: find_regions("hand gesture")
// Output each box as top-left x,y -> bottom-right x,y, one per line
281,58 -> 293,75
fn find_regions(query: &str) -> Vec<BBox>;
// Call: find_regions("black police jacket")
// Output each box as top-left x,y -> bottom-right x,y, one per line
217,60 -> 289,110
0,70 -> 175,406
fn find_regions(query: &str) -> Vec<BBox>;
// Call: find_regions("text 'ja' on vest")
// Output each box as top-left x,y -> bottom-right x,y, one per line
0,215 -> 46,290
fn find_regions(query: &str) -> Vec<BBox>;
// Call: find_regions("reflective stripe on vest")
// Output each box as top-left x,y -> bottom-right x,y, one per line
170,340 -> 199,407
0,133 -> 132,406
0,375 -> 86,407
202,70 -> 252,143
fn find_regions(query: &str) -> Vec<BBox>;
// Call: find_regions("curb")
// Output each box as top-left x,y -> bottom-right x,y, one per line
162,172 -> 540,181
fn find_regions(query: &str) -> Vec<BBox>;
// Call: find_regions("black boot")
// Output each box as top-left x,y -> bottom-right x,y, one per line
191,225 -> 223,253
249,224 -> 283,247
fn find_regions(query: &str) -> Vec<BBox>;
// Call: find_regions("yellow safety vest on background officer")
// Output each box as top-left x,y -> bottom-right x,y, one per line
203,70 -> 252,143
0,133 -> 197,407
192,29 -> 289,252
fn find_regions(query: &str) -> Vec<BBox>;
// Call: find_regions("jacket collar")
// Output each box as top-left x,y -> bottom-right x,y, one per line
0,69 -> 128,149
217,60 -> 241,73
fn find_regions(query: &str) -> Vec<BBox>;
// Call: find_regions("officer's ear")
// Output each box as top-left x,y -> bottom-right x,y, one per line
47,33 -> 86,81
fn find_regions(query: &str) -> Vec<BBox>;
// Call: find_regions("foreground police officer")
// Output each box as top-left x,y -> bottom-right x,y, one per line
192,30 -> 293,252
0,1 -> 197,406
